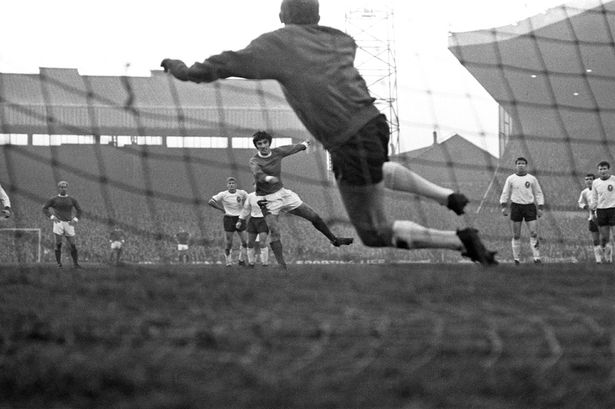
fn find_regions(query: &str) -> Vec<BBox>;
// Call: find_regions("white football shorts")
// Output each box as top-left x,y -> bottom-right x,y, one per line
263,188 -> 303,215
110,240 -> 123,250
53,220 -> 76,237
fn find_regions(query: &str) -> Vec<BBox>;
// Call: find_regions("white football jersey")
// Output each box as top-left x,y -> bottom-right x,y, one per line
212,189 -> 248,216
591,176 -> 615,210
240,192 -> 265,219
578,187 -> 594,220
499,173 -> 544,206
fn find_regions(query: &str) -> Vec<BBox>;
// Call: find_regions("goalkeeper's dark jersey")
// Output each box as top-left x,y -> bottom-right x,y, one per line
42,195 -> 82,222
249,144 -> 305,196
203,24 -> 380,151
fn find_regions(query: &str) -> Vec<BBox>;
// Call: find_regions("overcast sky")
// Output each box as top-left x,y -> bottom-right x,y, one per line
0,0 -> 568,156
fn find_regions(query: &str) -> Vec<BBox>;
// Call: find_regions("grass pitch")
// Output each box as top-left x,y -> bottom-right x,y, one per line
1,262 -> 614,409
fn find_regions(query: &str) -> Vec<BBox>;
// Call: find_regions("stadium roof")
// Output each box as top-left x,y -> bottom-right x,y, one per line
448,0 -> 615,146
0,68 -> 306,136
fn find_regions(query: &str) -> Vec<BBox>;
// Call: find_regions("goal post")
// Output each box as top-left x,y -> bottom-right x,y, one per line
0,228 -> 42,263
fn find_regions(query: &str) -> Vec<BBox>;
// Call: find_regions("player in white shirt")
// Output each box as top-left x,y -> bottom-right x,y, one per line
578,173 -> 603,263
590,161 -> 615,263
500,157 -> 545,264
208,177 -> 248,266
237,191 -> 270,267
0,183 -> 11,219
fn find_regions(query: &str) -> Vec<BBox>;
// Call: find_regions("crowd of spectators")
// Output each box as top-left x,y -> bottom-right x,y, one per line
0,143 -> 603,265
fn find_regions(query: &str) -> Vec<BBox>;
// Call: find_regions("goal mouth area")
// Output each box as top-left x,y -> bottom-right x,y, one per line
0,228 -> 42,263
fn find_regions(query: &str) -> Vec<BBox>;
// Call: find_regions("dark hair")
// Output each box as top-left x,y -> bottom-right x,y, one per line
598,160 -> 611,169
252,131 -> 273,147
585,173 -> 595,179
280,0 -> 319,25
514,157 -> 528,165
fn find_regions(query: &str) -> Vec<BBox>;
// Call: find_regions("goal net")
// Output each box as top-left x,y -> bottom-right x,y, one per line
0,228 -> 41,264
0,1 -> 611,264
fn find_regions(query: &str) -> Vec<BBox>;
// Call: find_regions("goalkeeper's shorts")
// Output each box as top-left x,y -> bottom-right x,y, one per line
329,114 -> 389,186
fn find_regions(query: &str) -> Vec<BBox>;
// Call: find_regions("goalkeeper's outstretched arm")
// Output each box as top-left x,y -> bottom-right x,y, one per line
161,59 -> 219,83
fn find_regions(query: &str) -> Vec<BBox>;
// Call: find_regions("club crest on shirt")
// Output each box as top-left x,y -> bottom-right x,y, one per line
525,181 -> 531,188
609,184 -> 613,192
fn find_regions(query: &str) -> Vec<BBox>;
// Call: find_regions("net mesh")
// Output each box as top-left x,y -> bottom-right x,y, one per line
0,1 -> 612,264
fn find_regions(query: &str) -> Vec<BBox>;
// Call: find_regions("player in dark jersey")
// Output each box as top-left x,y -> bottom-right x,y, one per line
249,131 -> 353,269
175,230 -> 191,264
42,181 -> 82,268
109,225 -> 126,266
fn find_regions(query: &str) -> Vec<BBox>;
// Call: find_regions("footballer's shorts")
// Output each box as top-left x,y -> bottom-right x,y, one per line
247,217 -> 269,234
596,207 -> 615,226
177,244 -> 189,251
223,215 -> 242,232
510,203 -> 537,222
588,219 -> 599,233
262,188 -> 303,216
53,220 -> 76,237
329,114 -> 390,186
110,240 -> 123,250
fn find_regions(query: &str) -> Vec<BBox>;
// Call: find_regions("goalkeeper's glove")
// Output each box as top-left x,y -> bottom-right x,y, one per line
2,206 -> 10,218
160,59 -> 189,81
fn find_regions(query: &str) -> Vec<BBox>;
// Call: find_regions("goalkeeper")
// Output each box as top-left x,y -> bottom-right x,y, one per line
161,0 -> 496,265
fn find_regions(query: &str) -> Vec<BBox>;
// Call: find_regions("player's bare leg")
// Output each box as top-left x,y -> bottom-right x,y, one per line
54,234 -> 63,268
264,213 -> 287,269
259,232 -> 269,266
337,181 -> 496,265
224,231 -> 235,266
66,235 -> 80,269
526,220 -> 541,263
237,231 -> 248,266
598,225 -> 611,263
382,161 -> 468,215
288,203 -> 353,247
247,232 -> 257,267
511,221 -> 522,264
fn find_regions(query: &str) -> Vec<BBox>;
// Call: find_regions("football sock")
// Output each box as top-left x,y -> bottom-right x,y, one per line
239,245 -> 247,262
605,243 -> 613,263
71,246 -> 79,265
391,221 -> 462,250
311,216 -> 337,242
530,237 -> 540,260
512,238 -> 521,261
594,245 -> 603,262
247,247 -> 255,265
260,245 -> 269,265
382,161 -> 453,206
270,240 -> 286,267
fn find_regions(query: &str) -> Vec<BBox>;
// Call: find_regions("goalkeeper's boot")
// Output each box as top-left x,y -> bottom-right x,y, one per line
447,193 -> 469,215
457,228 -> 498,266
332,237 -> 354,247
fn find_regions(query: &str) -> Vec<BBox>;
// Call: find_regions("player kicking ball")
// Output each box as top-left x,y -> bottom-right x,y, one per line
249,131 -> 353,269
